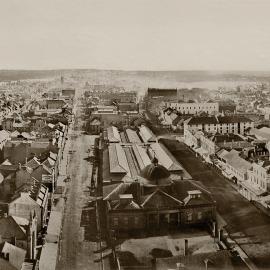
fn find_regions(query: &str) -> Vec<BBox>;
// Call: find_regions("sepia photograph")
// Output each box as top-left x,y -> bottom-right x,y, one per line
1,0 -> 270,269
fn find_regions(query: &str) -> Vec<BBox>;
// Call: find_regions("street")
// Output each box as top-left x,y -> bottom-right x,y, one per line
57,101 -> 101,270
162,139 -> 270,269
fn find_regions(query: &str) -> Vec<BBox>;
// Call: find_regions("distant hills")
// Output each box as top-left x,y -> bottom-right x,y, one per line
1,69 -> 270,93
1,69 -> 270,82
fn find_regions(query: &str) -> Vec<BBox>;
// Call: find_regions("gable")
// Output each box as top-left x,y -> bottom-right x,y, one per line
142,189 -> 182,209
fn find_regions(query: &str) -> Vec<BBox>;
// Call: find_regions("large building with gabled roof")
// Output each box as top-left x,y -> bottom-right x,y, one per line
103,157 -> 216,232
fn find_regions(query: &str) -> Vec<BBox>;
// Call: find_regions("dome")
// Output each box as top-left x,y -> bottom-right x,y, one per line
139,157 -> 171,186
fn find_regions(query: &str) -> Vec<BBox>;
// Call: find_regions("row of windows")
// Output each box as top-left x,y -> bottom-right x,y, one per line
112,211 -> 205,226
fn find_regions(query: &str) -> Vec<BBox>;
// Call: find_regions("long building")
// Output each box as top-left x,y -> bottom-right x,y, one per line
184,115 -> 254,135
165,101 -> 219,115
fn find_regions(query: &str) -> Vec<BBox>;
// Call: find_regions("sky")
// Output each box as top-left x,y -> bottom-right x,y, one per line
1,0 -> 270,71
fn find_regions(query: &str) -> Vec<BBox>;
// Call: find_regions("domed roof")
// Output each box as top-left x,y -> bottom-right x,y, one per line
139,157 -> 171,186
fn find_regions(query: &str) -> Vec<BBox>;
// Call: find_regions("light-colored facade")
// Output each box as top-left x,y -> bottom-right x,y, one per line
184,116 -> 254,135
240,161 -> 270,201
221,150 -> 252,183
165,102 -> 219,115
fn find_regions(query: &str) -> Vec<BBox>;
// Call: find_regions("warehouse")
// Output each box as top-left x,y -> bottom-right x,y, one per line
139,125 -> 157,143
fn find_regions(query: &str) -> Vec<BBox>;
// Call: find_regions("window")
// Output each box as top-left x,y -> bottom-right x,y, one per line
187,212 -> 192,222
113,217 -> 118,226
124,217 -> 129,225
134,217 -> 139,225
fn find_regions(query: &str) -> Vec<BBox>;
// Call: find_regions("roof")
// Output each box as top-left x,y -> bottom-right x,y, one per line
223,151 -> 252,174
26,157 -> 41,170
188,116 -> 218,125
218,115 -> 252,124
188,115 -> 253,125
140,158 -> 172,186
0,242 -> 26,270
139,125 -> 156,143
103,182 -> 132,201
156,250 -> 235,270
107,126 -> 121,143
0,215 -> 27,240
132,145 -> 151,170
108,144 -> 130,176
216,149 -> 229,159
149,143 -> 183,172
0,130 -> 10,142
125,128 -> 142,143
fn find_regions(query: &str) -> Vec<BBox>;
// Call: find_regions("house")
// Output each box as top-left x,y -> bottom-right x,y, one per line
0,241 -> 26,270
0,214 -> 37,259
8,182 -> 49,231
0,130 -> 10,150
2,117 -> 14,131
15,165 -> 33,189
31,164 -> 55,192
88,117 -> 101,134
221,150 -> 252,183
240,160 -> 270,201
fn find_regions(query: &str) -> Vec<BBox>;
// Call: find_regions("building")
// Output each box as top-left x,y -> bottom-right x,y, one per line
240,160 -> 270,201
139,125 -> 157,143
185,115 -> 254,135
114,91 -> 137,103
104,157 -> 216,232
46,100 -> 66,110
106,126 -> 121,143
165,101 -> 219,115
8,182 -> 49,231
87,117 -> 101,134
221,150 -> 252,183
147,88 -> 177,100
61,88 -> 75,98
0,241 -> 26,270
91,105 -> 118,115
0,214 -> 37,259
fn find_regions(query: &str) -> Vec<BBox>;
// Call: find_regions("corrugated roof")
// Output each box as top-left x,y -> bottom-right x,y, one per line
150,143 -> 183,172
125,129 -> 142,143
132,145 -> 151,170
139,125 -> 156,143
107,126 -> 121,142
108,144 -> 130,176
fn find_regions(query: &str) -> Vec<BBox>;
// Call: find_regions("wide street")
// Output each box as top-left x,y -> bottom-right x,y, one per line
57,98 -> 101,270
162,139 -> 270,269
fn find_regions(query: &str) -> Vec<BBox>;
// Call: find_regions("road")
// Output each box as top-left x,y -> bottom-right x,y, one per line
57,100 -> 101,270
162,139 -> 270,269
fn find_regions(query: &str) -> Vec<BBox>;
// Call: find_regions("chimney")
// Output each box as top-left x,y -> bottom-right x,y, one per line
12,236 -> 16,246
184,239 -> 188,256
18,163 -> 22,170
132,180 -> 141,203
119,194 -> 133,205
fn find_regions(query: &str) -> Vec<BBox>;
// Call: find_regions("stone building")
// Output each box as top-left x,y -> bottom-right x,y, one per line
104,157 -> 216,232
